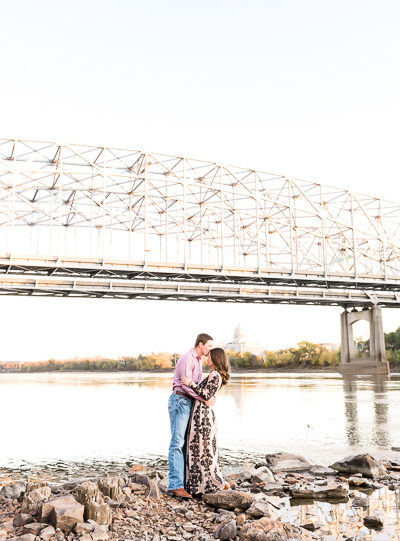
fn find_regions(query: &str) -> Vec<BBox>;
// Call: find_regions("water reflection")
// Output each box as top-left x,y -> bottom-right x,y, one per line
1,371 -> 400,479
284,487 -> 400,540
342,375 -> 391,450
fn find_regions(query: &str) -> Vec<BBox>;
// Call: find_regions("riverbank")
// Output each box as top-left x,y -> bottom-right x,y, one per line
1,452 -> 399,541
0,366 -> 340,375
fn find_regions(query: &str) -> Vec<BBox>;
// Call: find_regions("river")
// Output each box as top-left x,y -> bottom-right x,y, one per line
1,371 -> 400,481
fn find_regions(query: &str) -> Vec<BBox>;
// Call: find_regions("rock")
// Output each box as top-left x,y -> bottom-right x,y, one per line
181,523 -> 196,533
40,494 -> 84,534
363,516 -> 383,530
79,534 -> 93,541
203,490 -> 254,511
9,535 -> 37,541
290,483 -> 348,500
224,466 -> 254,483
215,520 -> 237,540
52,505 -> 84,535
352,496 -> 368,508
85,502 -> 112,526
22,523 -> 48,536
41,494 -> 83,523
301,523 -> 316,532
129,474 -> 150,489
1,482 -> 26,499
265,452 -> 312,473
260,483 -> 284,495
251,467 -> 275,484
329,454 -> 387,478
39,526 -> 55,540
246,501 -> 279,520
1,520 -> 14,533
98,477 -> 121,499
13,515 -> 33,528
75,481 -> 103,505
158,477 -> 169,493
91,525 -> 109,541
309,466 -> 336,476
240,518 -> 311,540
74,523 -> 94,534
21,483 -> 52,514
348,476 -> 374,488
148,479 -> 162,500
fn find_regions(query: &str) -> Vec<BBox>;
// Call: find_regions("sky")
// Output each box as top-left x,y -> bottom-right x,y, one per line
1,0 -> 400,362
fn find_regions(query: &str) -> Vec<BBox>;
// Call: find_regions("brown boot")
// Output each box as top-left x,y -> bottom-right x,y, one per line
168,488 -> 193,499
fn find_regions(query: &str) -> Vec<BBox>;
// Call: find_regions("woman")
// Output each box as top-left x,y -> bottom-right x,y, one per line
181,347 -> 231,496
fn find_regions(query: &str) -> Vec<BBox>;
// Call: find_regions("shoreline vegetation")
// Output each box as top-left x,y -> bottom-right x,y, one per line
1,326 -> 399,373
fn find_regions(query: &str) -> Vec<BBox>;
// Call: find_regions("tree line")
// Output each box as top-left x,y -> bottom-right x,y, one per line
1,327 -> 399,372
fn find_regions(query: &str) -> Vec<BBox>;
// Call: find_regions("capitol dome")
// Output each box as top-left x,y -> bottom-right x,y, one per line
234,323 -> 246,341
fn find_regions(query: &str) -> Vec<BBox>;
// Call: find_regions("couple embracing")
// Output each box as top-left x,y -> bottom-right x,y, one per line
167,333 -> 231,498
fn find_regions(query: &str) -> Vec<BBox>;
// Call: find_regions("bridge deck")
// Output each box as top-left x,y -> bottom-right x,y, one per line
0,255 -> 399,306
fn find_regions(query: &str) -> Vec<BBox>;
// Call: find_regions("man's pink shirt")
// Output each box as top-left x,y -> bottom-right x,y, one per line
173,348 -> 204,401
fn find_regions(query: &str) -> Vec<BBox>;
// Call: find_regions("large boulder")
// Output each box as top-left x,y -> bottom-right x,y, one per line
265,453 -> 312,473
98,477 -> 121,499
290,483 -> 348,500
203,490 -> 254,511
75,480 -> 112,526
85,502 -> 112,526
1,482 -> 26,500
329,454 -> 387,478
21,483 -> 52,514
240,518 -> 311,541
75,481 -> 103,505
41,494 -> 84,533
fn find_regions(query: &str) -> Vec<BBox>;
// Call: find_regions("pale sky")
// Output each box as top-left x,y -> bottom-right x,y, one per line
1,0 -> 400,362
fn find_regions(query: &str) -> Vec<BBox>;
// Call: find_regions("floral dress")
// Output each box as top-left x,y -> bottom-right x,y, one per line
185,370 -> 226,495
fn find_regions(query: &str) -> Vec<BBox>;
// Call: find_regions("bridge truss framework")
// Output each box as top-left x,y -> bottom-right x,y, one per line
0,138 -> 399,307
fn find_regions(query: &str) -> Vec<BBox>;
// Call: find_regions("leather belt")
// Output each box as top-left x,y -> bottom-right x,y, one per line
175,390 -> 193,400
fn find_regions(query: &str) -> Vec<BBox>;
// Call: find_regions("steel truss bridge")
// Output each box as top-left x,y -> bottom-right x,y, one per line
0,138 -> 399,307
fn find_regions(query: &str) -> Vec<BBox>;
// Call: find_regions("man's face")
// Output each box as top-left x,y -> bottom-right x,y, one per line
201,340 -> 213,357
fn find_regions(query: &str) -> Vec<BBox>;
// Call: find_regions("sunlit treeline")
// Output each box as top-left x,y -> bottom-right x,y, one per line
1,327 -> 399,372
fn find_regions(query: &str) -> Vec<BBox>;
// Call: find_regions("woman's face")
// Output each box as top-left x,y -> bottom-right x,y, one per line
207,354 -> 214,368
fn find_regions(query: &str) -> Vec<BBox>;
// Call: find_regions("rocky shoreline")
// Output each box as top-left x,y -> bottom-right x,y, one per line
1,452 -> 400,541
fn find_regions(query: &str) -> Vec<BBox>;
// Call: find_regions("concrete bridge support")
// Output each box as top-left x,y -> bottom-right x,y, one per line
339,307 -> 389,374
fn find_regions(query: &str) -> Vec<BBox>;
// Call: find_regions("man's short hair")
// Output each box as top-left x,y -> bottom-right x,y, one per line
195,333 -> 213,347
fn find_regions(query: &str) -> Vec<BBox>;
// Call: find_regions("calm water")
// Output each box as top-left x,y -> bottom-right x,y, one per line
1,371 -> 400,481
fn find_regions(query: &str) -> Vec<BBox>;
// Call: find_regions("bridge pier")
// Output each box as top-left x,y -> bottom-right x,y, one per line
339,307 -> 389,374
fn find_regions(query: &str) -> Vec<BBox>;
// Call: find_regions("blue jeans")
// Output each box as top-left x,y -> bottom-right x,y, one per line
168,392 -> 193,490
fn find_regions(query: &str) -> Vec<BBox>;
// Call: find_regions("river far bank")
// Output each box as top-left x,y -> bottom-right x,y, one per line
1,451 -> 400,541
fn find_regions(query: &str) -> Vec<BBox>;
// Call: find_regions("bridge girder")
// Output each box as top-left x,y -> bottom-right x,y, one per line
0,138 -> 399,304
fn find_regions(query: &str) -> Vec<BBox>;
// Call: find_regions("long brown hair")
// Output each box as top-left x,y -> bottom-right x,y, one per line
210,348 -> 231,386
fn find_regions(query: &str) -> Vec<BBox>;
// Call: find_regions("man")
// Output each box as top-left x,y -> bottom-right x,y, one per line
168,333 -> 215,498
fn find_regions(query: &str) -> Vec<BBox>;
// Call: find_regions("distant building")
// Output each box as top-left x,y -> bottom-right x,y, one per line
318,342 -> 339,352
222,323 -> 265,356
